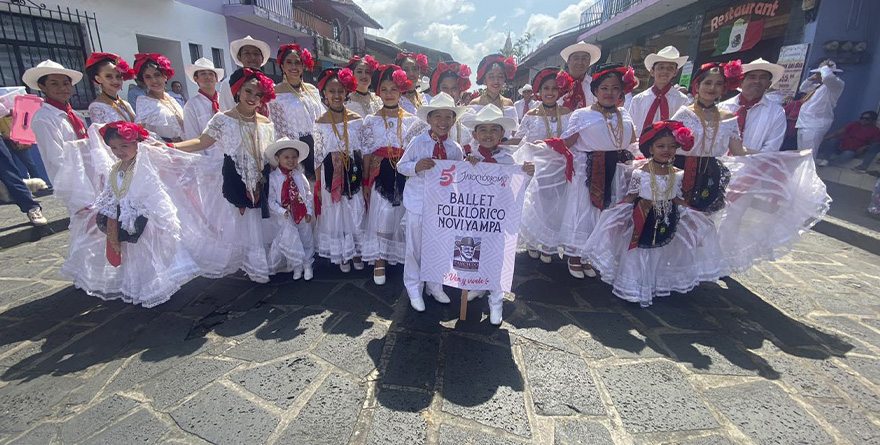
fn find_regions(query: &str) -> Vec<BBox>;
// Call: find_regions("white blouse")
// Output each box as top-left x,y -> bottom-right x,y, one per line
89,99 -> 136,124
269,85 -> 325,139
627,168 -> 684,201
312,117 -> 365,167
204,113 -> 275,192
562,107 -> 638,154
516,111 -> 572,142
135,95 -> 185,140
360,112 -> 427,154
671,107 -> 741,158
347,92 -> 383,118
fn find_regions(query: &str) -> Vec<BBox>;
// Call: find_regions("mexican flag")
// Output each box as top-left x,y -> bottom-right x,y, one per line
714,18 -> 764,56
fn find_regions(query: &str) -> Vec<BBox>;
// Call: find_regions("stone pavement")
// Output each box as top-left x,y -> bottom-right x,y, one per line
0,230 -> 879,445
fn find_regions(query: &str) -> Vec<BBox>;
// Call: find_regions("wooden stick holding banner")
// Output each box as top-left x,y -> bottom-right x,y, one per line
460,289 -> 468,320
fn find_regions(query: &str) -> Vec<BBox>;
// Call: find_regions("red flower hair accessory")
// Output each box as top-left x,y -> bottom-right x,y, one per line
555,71 -> 574,96
231,68 -> 276,103
639,120 -> 692,154
504,57 -> 517,80
99,121 -> 149,142
691,60 -> 743,95
429,61 -> 472,95
277,44 -> 315,71
337,68 -> 358,93
347,55 -> 379,73
134,53 -> 174,78
415,54 -> 429,74
392,68 -> 413,92
86,53 -> 136,81
673,126 -> 695,151
591,66 -> 638,94
395,52 -> 429,74
476,55 -> 517,84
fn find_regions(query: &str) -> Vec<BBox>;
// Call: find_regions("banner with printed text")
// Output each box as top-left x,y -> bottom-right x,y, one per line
421,160 -> 529,292
775,43 -> 809,98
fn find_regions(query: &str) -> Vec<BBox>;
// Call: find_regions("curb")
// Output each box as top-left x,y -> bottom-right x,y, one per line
0,216 -> 70,250
811,215 -> 880,257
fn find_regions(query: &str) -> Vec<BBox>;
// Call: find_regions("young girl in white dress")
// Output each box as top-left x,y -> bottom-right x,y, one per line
395,52 -> 430,114
61,122 -> 198,307
346,55 -> 383,117
265,138 -> 314,280
313,67 -> 367,272
270,44 -> 324,182
85,53 -> 137,124
585,121 -> 726,307
361,65 -> 428,284
514,68 -> 575,263
428,61 -> 472,146
467,54 -> 520,148
134,53 -> 185,143
555,63 -> 640,279
173,67 -> 277,283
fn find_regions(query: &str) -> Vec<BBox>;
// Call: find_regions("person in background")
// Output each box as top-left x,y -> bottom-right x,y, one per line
127,80 -> 147,113
182,58 -> 224,155
718,58 -> 787,152
816,111 -> 880,169
0,137 -> 46,226
782,92 -> 805,151
221,35 -> 271,114
559,41 -> 601,110
796,60 -> 845,158
169,80 -> 186,107
514,83 -> 536,122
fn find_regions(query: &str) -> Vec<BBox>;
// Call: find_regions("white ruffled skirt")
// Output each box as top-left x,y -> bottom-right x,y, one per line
315,188 -> 365,264
361,187 -> 407,264
585,203 -> 727,307
268,217 -> 307,274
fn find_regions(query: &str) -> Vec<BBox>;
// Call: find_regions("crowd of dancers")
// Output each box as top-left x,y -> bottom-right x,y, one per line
23,35 -> 831,324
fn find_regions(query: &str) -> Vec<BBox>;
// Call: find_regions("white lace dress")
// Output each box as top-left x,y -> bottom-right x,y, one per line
60,147 -> 199,308
89,98 -> 136,124
270,86 -> 325,180
360,112 -> 428,264
347,92 -> 383,117
585,166 -> 726,307
313,117 -> 366,264
135,95 -> 185,141
399,92 -> 428,114
674,107 -> 831,272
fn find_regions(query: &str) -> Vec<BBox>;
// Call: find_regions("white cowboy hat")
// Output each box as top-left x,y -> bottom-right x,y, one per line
742,58 -> 785,87
22,60 -> 82,91
230,35 -> 271,67
810,60 -> 843,74
518,84 -> 533,94
416,92 -> 468,123
264,137 -> 309,167
560,42 -> 601,67
643,46 -> 689,71
461,104 -> 517,132
185,58 -> 225,83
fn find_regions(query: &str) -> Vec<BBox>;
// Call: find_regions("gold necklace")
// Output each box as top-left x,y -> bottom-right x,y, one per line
381,107 -> 404,170
594,104 -> 624,150
235,109 -> 263,195
110,158 -> 136,199
540,104 -> 562,138
328,109 -> 351,172
484,92 -> 502,109
647,159 -> 676,246
692,105 -> 719,174
99,92 -> 135,122
158,94 -> 185,132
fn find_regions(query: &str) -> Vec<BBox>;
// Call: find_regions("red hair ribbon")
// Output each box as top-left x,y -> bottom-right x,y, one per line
133,53 -> 174,78
691,60 -> 743,95
231,68 -> 277,103
396,52 -> 429,74
429,62 -> 472,95
348,55 -> 379,73
99,121 -> 149,142
640,120 -> 694,152
277,44 -> 315,71
476,55 -> 517,84
591,66 -> 639,94
86,52 -> 135,81
317,68 -> 358,93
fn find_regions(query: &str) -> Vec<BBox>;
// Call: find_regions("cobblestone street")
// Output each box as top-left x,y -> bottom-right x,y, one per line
0,229 -> 878,444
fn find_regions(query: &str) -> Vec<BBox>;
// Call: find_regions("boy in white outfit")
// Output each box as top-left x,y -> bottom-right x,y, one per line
265,138 -> 315,280
398,93 -> 467,312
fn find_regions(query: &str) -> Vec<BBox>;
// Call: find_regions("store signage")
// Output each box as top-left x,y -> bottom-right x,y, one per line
709,1 -> 783,32
700,0 -> 793,57
775,43 -> 809,97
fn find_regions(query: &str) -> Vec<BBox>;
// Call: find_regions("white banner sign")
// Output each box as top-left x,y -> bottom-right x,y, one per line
421,160 -> 529,292
776,43 -> 810,98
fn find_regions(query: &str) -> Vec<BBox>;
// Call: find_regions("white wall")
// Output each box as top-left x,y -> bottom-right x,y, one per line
50,0 -> 231,96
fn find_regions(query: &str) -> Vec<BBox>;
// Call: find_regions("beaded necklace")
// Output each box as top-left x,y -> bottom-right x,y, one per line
593,104 -> 624,150
381,106 -> 404,170
98,92 -> 135,122
235,108 -> 263,196
540,103 -> 562,138
110,158 -> 136,199
692,104 -> 719,174
328,109 -> 351,172
647,159 -> 676,245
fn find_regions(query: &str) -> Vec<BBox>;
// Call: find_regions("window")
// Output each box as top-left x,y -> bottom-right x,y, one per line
211,47 -> 224,70
333,20 -> 341,41
189,43 -> 202,63
262,58 -> 283,83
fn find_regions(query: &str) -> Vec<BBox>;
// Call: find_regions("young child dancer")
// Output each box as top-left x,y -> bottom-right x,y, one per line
515,68 -> 574,263
313,67 -> 366,273
61,121 -> 199,307
585,120 -> 725,307
182,58 -> 225,155
346,55 -> 382,117
460,105 -> 535,324
265,138 -> 314,280
399,92 -> 467,311
85,53 -> 137,124
361,65 -> 428,284
134,53 -> 185,143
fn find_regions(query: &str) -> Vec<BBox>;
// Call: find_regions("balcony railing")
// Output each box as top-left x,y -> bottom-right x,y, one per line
580,0 -> 645,29
225,0 -> 332,37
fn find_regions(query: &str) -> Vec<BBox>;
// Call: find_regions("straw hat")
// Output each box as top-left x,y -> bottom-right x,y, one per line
22,60 -> 82,90
810,60 -> 843,74
742,58 -> 785,87
416,92 -> 468,122
643,46 -> 688,71
560,42 -> 601,67
230,35 -> 271,67
461,104 -> 517,132
185,58 -> 225,83
264,137 -> 309,167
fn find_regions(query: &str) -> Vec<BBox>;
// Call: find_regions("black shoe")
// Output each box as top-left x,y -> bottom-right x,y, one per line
33,188 -> 54,197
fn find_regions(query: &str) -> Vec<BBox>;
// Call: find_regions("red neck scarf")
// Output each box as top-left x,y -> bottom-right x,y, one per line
644,83 -> 673,132
199,89 -> 220,114
430,131 -> 448,160
278,166 -> 308,224
44,98 -> 88,140
478,146 -> 500,163
563,75 -> 587,110
736,95 -> 761,133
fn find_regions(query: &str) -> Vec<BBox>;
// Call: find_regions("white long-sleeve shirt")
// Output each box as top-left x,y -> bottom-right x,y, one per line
796,66 -> 845,130
268,167 -> 314,219
514,99 -> 538,122
719,93 -> 786,152
183,92 -> 218,140
627,86 -> 691,135
398,131 -> 464,215
31,103 -> 82,181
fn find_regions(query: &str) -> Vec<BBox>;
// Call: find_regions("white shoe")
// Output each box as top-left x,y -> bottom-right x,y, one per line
373,266 -> 386,285
583,264 -> 597,278
467,290 -> 485,301
353,259 -> 365,271
489,305 -> 503,325
27,208 -> 47,226
540,253 -> 552,264
340,262 -> 351,273
816,159 -> 829,167
427,287 -> 451,304
292,268 -> 303,280
409,296 -> 426,312
568,261 -> 585,279
527,248 -> 540,259
303,267 -> 313,281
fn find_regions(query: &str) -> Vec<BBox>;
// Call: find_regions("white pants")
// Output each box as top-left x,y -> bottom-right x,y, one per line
403,212 -> 444,301
798,126 -> 832,159
296,220 -> 315,270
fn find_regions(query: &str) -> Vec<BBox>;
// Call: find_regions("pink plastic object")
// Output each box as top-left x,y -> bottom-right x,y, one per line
10,94 -> 43,145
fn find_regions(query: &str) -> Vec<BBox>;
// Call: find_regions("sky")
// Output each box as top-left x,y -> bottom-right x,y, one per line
358,0 -> 597,83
